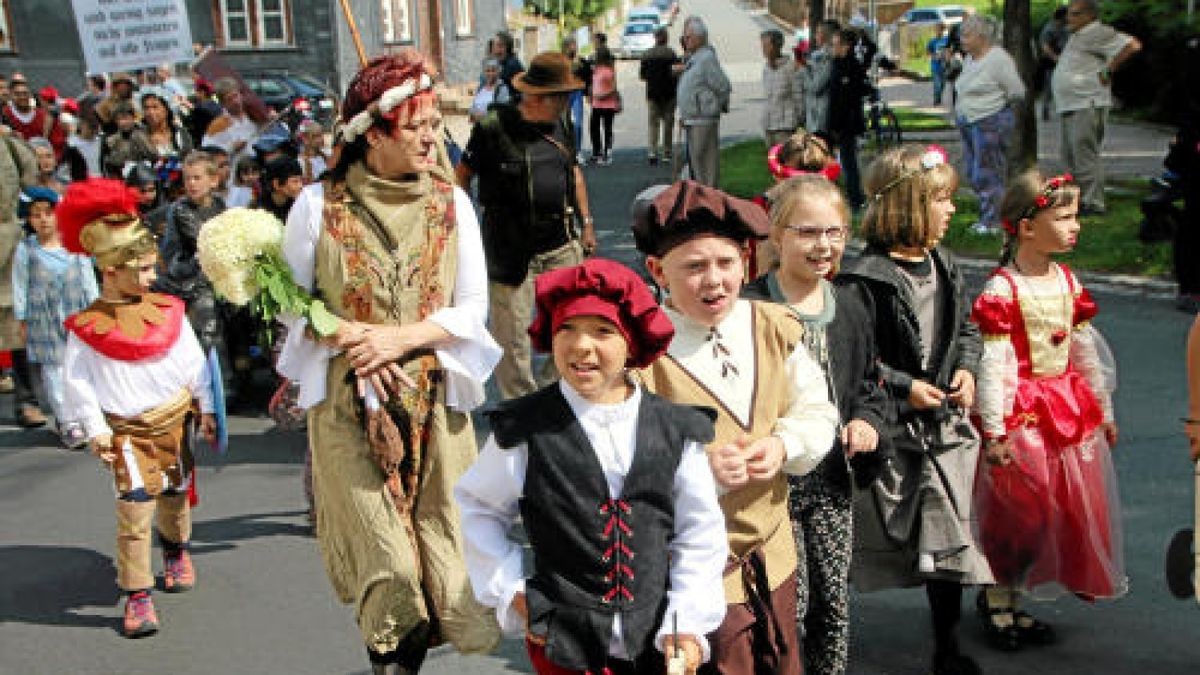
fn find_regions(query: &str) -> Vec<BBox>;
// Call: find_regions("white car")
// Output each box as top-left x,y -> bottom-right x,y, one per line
899,5 -> 968,27
619,21 -> 657,59
628,6 -> 663,29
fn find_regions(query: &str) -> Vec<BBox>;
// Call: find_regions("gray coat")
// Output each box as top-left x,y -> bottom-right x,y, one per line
803,47 -> 834,134
676,44 -> 731,125
761,55 -> 805,134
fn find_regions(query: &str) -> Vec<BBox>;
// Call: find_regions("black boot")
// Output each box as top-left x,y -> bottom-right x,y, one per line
928,581 -> 982,675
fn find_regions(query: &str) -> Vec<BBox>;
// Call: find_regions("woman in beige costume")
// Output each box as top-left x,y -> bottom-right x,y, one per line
277,51 -> 501,674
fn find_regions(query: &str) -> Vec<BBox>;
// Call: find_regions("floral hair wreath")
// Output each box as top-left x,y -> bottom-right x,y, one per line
339,73 -> 434,143
1001,172 -> 1075,235
870,145 -> 949,202
766,143 -> 842,182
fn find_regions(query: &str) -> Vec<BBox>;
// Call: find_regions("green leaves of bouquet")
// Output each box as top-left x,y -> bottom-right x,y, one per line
197,207 -> 339,337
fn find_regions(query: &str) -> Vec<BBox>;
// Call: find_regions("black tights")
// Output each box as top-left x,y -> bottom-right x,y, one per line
926,579 -> 964,657
589,109 -> 615,157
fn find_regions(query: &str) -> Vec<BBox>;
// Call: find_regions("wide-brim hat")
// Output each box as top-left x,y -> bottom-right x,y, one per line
512,52 -> 584,94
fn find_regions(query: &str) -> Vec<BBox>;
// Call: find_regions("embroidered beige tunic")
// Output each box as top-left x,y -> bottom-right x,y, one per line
293,164 -> 500,655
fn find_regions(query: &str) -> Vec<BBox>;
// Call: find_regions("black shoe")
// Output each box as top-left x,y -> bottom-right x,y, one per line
932,651 -> 982,675
1013,610 -> 1055,645
975,590 -> 1021,652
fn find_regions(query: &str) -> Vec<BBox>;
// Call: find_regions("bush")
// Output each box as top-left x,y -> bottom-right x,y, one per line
1102,2 -> 1200,125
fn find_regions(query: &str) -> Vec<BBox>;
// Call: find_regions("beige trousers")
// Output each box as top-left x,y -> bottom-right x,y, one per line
684,122 -> 721,187
490,240 -> 583,399
647,98 -> 676,158
115,493 -> 190,591
1060,105 -> 1108,210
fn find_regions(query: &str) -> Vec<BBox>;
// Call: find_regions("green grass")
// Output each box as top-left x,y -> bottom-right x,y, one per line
940,179 -> 1172,276
892,106 -> 955,132
718,138 -> 772,200
718,138 -> 1170,277
903,56 -> 932,78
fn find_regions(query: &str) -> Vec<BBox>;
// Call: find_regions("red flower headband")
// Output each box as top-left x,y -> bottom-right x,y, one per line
766,143 -> 842,182
1001,173 -> 1075,235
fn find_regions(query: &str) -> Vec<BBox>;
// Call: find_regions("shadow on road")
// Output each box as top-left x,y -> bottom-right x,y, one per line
0,545 -> 120,630
190,509 -> 313,555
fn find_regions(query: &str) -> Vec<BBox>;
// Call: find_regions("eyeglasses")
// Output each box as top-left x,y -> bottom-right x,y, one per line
779,224 -> 847,242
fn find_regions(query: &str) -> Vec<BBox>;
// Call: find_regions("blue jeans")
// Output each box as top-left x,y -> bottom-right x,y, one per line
958,107 -> 1016,230
569,91 -> 584,153
931,68 -> 945,104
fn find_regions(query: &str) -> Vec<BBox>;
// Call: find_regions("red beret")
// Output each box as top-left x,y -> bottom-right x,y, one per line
631,180 -> 769,256
528,258 -> 674,369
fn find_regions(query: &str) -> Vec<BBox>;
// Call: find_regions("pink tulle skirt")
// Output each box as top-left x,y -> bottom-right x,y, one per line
975,372 -> 1127,599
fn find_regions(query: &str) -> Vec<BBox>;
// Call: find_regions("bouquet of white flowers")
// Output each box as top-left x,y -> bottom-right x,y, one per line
196,207 -> 340,336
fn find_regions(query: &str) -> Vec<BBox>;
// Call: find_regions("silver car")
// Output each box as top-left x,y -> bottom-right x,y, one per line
620,21 -> 657,59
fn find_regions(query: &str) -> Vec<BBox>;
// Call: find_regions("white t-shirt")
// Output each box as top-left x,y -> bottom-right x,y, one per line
954,46 -> 1025,124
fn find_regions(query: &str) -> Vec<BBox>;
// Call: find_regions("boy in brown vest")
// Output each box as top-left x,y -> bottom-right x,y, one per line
632,181 -> 839,673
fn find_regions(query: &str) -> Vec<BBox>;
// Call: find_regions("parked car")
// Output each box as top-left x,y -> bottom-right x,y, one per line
898,5 -> 968,27
628,6 -> 663,29
241,71 -> 338,126
619,21 -> 658,59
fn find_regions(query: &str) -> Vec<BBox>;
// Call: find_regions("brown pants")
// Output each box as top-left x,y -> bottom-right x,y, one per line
115,493 -> 191,591
701,571 -> 802,675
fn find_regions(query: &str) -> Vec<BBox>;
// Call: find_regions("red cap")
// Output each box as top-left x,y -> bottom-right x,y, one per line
39,85 -> 59,102
528,258 -> 674,368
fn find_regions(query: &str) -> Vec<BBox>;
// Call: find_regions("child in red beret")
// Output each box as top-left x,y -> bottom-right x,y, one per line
456,257 -> 728,675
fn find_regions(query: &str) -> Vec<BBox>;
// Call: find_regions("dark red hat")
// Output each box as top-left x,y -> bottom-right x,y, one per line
528,258 -> 674,369
631,180 -> 769,256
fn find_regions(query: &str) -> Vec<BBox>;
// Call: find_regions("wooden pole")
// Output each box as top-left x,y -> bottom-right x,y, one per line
337,0 -> 369,67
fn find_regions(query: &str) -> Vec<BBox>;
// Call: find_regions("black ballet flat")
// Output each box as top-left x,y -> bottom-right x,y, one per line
1014,610 -> 1056,645
975,590 -> 1022,652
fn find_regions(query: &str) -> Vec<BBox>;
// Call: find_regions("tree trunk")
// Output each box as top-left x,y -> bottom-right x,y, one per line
809,0 -> 826,30
1003,0 -> 1038,174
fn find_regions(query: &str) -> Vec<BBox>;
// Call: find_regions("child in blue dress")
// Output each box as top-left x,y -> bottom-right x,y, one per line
13,186 -> 100,447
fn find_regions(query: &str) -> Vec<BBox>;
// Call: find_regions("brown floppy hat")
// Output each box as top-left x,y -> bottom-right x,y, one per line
512,52 -> 584,94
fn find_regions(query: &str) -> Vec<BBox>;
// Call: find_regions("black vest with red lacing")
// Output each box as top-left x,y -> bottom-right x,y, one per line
487,384 -> 715,672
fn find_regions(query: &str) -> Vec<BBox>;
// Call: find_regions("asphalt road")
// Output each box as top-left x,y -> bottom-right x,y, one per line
3,0 -> 1197,673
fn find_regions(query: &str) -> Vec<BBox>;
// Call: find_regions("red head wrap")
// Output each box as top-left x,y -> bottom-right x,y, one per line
528,258 -> 675,369
341,49 -> 437,138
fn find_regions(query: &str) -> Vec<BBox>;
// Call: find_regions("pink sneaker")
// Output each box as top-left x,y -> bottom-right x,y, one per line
162,549 -> 195,593
122,591 -> 158,638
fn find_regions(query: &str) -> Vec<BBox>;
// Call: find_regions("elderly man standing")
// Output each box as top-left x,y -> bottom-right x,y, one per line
1052,0 -> 1141,215
676,16 -> 731,186
456,52 -> 597,399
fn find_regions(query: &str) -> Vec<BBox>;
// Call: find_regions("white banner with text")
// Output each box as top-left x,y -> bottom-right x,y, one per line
72,0 -> 193,74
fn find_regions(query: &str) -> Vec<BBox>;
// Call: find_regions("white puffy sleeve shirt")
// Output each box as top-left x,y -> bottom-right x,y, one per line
62,317 -> 215,441
454,380 -> 728,662
275,182 -> 501,411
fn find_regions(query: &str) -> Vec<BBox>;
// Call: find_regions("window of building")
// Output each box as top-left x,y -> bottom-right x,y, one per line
216,0 -> 293,48
381,0 -> 413,44
0,1 -> 13,52
454,0 -> 473,36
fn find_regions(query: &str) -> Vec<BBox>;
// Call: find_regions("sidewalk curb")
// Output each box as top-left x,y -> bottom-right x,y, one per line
846,241 -> 1177,298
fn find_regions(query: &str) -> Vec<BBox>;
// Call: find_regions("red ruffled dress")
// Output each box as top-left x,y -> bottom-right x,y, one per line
970,265 -> 1126,600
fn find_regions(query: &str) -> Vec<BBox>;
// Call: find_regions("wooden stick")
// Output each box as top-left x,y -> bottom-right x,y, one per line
337,0 -> 368,67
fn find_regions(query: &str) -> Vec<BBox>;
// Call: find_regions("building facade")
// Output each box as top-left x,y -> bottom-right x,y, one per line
0,0 -> 504,97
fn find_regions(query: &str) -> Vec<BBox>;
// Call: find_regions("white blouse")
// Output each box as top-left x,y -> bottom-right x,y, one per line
275,182 -> 500,411
454,380 -> 728,662
663,299 -> 838,476
62,317 -> 215,440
